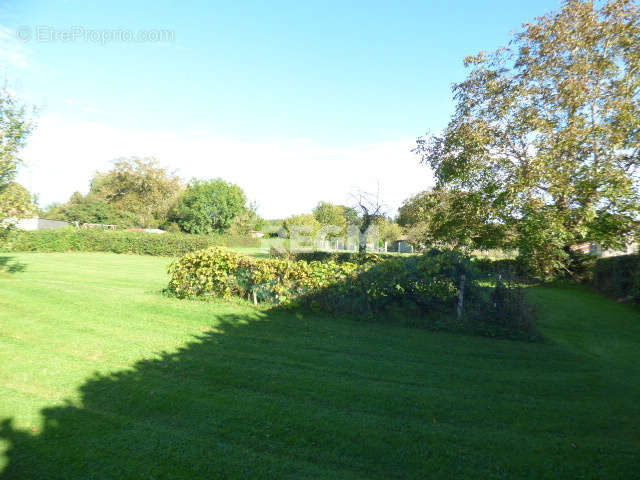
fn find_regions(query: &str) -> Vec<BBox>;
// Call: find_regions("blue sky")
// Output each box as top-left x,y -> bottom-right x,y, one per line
1,0 -> 561,218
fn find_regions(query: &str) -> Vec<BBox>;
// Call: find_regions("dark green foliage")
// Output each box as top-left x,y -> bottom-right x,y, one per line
172,178 -> 248,234
1,228 -> 259,256
274,249 -> 397,265
168,247 -> 535,338
482,278 -> 536,335
592,254 -> 640,304
43,193 -> 140,228
473,257 -> 532,281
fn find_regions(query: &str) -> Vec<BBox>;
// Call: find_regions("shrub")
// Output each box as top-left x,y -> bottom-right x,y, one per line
591,254 -> 640,303
273,249 -> 397,265
167,247 -> 536,338
1,228 -> 260,256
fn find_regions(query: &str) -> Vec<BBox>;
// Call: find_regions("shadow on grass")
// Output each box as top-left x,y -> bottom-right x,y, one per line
1,303 -> 638,479
1,309 -> 451,479
0,256 -> 26,275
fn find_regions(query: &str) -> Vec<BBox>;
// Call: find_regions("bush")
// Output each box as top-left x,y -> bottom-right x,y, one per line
168,247 -> 536,338
591,254 -> 640,303
272,249 -> 397,265
1,228 -> 260,256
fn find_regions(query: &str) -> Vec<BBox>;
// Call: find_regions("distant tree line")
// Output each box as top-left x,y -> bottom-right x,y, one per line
42,157 -> 263,235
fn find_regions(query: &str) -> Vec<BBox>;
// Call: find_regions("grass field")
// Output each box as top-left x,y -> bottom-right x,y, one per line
1,252 -> 639,479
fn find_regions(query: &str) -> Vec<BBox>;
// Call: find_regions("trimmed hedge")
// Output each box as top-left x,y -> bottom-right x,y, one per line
269,248 -> 402,265
168,247 -> 536,338
1,228 -> 260,256
592,254 -> 640,303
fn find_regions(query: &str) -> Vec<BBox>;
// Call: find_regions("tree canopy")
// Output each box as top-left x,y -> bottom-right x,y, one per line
415,0 -> 640,277
0,88 -> 33,215
91,157 -> 183,228
172,178 -> 248,234
0,182 -> 35,218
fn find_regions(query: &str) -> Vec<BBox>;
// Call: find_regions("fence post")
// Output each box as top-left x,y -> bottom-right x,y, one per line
456,274 -> 466,320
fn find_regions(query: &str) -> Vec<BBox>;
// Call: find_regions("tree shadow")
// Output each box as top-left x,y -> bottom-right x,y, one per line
1,303 -> 637,479
0,308 -> 447,479
0,256 -> 26,275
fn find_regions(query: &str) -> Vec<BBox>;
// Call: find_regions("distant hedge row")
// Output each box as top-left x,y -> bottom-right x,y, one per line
0,228 -> 260,256
270,248 -> 398,265
591,254 -> 640,303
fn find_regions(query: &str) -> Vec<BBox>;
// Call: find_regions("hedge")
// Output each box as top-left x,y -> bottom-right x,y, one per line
591,254 -> 640,303
270,248 -> 398,265
168,247 -> 536,338
1,228 -> 260,256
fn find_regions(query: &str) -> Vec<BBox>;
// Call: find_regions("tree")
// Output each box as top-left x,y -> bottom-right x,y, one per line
173,179 -> 248,234
398,188 -> 506,250
282,213 -> 321,239
312,201 -> 344,226
376,217 -> 403,246
90,157 -> 183,228
312,201 -> 347,238
0,88 -> 34,204
0,182 -> 35,218
43,192 -> 138,227
350,189 -> 386,253
230,201 -> 263,236
336,205 -> 359,226
415,0 -> 640,277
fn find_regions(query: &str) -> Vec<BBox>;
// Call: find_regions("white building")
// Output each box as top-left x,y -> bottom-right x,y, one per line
5,217 -> 69,230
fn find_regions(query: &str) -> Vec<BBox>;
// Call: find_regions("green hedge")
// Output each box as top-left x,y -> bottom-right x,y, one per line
168,247 -> 535,338
592,254 -> 640,303
1,228 -> 260,256
270,248 -> 398,265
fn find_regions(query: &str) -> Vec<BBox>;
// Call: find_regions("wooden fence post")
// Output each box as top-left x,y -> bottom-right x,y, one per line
456,274 -> 466,320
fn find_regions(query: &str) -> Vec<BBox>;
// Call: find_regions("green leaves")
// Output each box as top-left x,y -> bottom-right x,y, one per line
0,88 -> 34,207
416,0 -> 640,278
173,179 -> 248,235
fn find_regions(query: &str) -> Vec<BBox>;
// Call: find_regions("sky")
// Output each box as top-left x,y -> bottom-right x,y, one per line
1,0 -> 562,219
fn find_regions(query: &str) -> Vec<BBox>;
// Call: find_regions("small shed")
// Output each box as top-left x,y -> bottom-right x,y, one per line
390,237 -> 414,254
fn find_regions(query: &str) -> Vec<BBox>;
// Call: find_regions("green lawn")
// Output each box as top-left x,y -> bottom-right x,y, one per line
0,253 -> 638,479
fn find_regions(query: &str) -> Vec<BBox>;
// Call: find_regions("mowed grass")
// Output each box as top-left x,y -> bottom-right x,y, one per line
0,253 -> 639,479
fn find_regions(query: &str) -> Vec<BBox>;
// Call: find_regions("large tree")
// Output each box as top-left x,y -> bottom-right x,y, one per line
416,0 -> 640,277
0,182 -> 35,218
173,178 -> 248,234
90,157 -> 183,228
398,188 -> 505,250
0,88 -> 34,213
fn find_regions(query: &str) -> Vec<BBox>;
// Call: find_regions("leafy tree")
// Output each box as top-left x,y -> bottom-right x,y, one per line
376,217 -> 403,245
313,202 -> 344,226
312,201 -> 347,238
0,88 -> 34,202
282,213 -> 321,239
336,205 -> 359,226
91,157 -> 183,228
416,0 -> 640,277
398,188 -> 505,249
173,179 -> 248,234
0,182 -> 35,218
44,192 -> 138,227
231,201 -> 263,236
